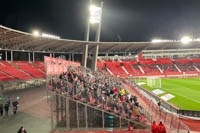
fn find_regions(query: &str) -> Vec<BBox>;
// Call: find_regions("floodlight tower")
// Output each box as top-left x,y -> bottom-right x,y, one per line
82,0 -> 103,71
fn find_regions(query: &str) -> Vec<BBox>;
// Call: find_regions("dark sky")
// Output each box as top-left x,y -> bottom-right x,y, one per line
1,0 -> 200,42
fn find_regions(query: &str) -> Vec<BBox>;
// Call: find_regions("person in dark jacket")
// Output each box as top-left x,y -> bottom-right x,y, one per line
0,104 -> 3,117
4,103 -> 9,116
12,99 -> 19,115
17,126 -> 27,133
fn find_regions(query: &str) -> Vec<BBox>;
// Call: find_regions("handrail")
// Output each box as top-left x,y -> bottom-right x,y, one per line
50,90 -> 147,127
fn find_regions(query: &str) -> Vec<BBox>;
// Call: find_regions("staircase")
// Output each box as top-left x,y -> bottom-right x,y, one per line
31,62 -> 46,74
121,66 -> 129,75
10,62 -> 35,79
156,65 -> 163,74
106,67 -> 113,75
193,65 -> 200,72
138,65 -> 145,74
174,64 -> 182,73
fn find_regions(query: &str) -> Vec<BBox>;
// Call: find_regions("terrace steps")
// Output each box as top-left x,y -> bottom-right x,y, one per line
10,62 -> 35,78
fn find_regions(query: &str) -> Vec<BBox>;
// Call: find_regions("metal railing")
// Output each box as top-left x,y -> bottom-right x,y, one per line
48,91 -> 150,131
126,80 -> 190,133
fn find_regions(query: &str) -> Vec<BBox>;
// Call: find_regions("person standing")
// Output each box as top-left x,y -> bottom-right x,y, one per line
0,104 -> 3,117
7,97 -> 11,106
4,103 -> 9,116
12,100 -> 19,115
157,99 -> 161,107
152,121 -> 158,133
157,121 -> 166,133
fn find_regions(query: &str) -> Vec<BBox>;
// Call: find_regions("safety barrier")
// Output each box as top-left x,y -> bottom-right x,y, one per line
126,81 -> 190,133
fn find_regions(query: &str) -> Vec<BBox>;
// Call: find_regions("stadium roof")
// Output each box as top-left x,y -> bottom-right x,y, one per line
0,25 -> 200,54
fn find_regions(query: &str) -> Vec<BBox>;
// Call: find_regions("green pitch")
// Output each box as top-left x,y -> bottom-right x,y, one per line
134,78 -> 200,111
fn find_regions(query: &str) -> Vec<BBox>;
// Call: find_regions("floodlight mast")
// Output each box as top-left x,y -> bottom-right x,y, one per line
82,0 -> 104,71
92,1 -> 103,71
82,0 -> 92,68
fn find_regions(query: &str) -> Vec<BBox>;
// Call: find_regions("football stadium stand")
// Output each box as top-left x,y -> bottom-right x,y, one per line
98,58 -> 200,77
47,64 -> 150,129
1,26 -> 199,133
0,61 -> 45,81
14,61 -> 45,78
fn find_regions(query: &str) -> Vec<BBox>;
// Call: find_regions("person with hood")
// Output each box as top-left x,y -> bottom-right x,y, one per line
157,121 -> 166,133
152,121 -> 158,133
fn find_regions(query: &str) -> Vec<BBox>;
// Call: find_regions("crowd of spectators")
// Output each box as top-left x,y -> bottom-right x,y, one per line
176,62 -> 196,72
193,62 -> 200,70
49,66 -> 146,122
158,63 -> 178,73
141,64 -> 160,74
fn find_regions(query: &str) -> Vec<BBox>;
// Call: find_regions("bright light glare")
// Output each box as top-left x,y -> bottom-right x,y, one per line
89,5 -> 101,24
32,30 -> 40,37
181,36 -> 192,44
196,38 -> 200,41
152,39 -> 163,43
152,39 -> 170,43
41,33 -> 60,39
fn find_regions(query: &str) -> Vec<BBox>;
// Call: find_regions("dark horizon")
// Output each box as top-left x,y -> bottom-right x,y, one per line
1,0 -> 200,42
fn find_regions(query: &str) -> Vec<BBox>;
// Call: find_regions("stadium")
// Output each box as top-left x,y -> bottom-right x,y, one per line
0,0 -> 200,133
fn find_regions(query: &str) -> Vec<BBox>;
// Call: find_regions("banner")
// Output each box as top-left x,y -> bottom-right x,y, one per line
45,57 -> 80,74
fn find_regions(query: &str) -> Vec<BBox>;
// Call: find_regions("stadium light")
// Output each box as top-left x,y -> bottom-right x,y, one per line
152,39 -> 172,43
152,39 -> 163,43
89,4 -> 102,24
181,36 -> 192,44
32,30 -> 40,37
41,33 -> 60,39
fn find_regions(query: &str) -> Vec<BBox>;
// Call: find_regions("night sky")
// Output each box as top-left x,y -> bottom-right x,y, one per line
1,0 -> 200,42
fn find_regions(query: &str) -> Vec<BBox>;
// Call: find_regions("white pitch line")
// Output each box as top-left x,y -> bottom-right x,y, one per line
164,88 -> 200,104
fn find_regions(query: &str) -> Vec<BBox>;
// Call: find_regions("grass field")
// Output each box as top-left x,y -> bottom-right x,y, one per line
134,78 -> 200,111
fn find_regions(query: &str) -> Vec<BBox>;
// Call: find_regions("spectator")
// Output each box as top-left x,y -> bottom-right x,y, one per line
17,126 -> 27,133
0,104 -> 3,117
157,99 -> 161,107
6,97 -> 11,106
12,100 -> 19,114
152,121 -> 158,133
13,106 -> 17,115
48,65 -> 144,122
157,121 -> 166,133
128,124 -> 134,131
4,103 -> 9,116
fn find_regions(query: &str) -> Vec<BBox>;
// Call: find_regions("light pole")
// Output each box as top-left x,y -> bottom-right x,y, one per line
82,0 -> 103,71
92,1 -> 103,71
82,0 -> 92,68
